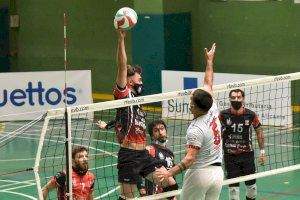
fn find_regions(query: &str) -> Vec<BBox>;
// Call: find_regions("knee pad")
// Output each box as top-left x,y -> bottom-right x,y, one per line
229,187 -> 240,200
246,184 -> 257,200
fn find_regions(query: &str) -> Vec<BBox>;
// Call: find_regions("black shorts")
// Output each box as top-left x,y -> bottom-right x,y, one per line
117,147 -> 159,184
224,151 -> 256,186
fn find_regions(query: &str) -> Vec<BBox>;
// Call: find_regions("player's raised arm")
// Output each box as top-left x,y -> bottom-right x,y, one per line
203,43 -> 216,98
116,30 -> 128,88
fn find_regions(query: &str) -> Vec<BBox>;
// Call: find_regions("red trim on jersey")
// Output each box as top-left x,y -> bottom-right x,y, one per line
147,145 -> 156,157
186,145 -> 200,150
230,107 -> 246,115
123,132 -> 147,144
253,115 -> 260,128
158,145 -> 167,150
113,85 -> 129,99
218,113 -> 222,121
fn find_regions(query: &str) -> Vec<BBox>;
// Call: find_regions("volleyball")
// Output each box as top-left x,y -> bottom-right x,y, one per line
114,7 -> 138,30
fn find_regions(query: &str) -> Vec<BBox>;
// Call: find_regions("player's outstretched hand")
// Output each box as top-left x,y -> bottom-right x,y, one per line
96,120 -> 107,130
155,167 -> 171,182
204,43 -> 216,63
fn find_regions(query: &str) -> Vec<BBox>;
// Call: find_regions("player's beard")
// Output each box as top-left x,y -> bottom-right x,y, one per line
73,161 -> 88,175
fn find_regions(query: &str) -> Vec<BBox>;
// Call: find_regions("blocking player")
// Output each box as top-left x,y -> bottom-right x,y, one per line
219,89 -> 265,200
42,146 -> 94,200
105,30 -> 177,199
157,43 -> 224,200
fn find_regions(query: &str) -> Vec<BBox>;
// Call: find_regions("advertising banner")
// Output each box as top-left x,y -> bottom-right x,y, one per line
162,71 -> 292,126
0,71 -> 92,121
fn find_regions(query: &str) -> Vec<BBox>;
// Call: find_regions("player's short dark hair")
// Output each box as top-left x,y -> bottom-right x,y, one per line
72,146 -> 88,159
192,89 -> 213,113
229,89 -> 245,98
127,64 -> 142,77
148,119 -> 167,137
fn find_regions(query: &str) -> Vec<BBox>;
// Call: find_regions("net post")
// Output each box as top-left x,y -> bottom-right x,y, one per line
34,115 -> 50,200
65,107 -> 72,199
63,12 -> 72,199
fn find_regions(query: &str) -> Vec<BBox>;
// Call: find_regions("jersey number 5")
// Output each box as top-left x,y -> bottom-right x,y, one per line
211,117 -> 221,145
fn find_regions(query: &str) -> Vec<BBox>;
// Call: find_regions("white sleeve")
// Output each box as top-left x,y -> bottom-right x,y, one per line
186,127 -> 204,148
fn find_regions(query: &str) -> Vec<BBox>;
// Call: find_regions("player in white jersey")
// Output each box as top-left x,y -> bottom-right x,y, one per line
157,43 -> 224,200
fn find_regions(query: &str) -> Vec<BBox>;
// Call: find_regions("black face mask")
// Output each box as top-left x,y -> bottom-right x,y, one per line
133,83 -> 144,96
231,101 -> 243,110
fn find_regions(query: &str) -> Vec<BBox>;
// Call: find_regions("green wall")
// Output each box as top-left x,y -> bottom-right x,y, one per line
6,0 -> 300,95
0,6 -> 9,72
0,0 -> 8,7
0,0 -> 9,72
193,0 -> 300,75
9,0 -> 134,94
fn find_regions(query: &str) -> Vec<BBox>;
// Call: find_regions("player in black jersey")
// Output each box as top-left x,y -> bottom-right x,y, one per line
219,89 -> 265,200
144,120 -> 176,197
98,119 -> 177,199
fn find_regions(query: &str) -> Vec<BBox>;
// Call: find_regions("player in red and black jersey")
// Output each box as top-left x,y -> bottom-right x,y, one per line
105,30 -> 177,199
42,146 -> 94,200
144,120 -> 176,197
219,89 -> 265,200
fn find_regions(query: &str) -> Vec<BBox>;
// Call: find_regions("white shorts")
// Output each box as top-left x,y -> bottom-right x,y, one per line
181,165 -> 224,200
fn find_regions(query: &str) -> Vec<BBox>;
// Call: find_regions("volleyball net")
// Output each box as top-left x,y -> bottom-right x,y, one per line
33,72 -> 300,199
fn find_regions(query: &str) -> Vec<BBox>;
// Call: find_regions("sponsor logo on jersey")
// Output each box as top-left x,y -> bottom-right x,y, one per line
245,120 -> 250,125
226,118 -> 232,125
165,157 -> 174,168
158,152 -> 165,160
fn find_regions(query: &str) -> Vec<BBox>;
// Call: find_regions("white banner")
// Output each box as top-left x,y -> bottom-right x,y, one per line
162,71 -> 292,126
0,71 -> 92,121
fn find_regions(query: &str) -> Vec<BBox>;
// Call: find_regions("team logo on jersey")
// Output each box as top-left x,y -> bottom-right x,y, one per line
226,118 -> 232,125
245,120 -> 249,125
165,157 -> 174,168
158,152 -> 165,160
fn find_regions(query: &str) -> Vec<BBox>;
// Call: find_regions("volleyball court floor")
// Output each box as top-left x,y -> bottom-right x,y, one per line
0,121 -> 299,200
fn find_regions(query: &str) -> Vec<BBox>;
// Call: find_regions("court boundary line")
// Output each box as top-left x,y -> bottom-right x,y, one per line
0,190 -> 37,200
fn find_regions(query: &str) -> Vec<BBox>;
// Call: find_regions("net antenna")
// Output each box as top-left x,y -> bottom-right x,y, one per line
63,12 -> 73,200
